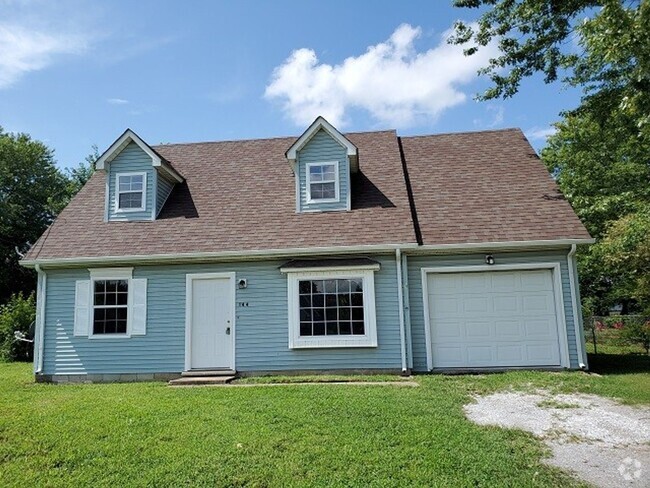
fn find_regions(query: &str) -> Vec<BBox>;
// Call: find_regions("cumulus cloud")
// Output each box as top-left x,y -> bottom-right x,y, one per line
0,23 -> 88,88
265,23 -> 499,127
526,126 -> 557,141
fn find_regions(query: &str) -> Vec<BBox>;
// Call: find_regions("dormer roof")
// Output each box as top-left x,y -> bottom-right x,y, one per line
95,128 -> 184,183
285,116 -> 359,173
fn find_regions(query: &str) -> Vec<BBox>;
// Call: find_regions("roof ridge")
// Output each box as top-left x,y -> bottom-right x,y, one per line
151,129 -> 397,149
400,127 -> 522,139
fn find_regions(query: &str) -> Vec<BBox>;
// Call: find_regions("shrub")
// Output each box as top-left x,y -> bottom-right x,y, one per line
620,316 -> 650,355
0,293 -> 36,362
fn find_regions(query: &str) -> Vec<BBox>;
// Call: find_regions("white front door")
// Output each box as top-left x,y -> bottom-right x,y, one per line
189,276 -> 233,370
427,269 -> 563,368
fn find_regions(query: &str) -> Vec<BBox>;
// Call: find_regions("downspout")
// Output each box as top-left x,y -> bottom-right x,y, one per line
34,264 -> 47,374
396,249 -> 408,374
567,245 -> 588,370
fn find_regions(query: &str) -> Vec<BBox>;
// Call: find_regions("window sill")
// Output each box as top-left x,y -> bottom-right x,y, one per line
88,334 -> 131,340
114,208 -> 146,213
305,198 -> 339,205
290,337 -> 378,349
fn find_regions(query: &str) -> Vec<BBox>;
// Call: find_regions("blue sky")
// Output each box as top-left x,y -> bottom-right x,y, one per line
0,0 -> 582,170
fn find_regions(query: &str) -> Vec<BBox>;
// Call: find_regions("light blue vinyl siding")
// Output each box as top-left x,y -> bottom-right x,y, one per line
298,129 -> 349,212
156,174 -> 175,216
406,250 -> 580,372
41,256 -> 403,375
107,142 -> 154,221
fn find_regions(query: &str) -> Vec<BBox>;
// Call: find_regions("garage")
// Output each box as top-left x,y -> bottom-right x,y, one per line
423,265 -> 568,369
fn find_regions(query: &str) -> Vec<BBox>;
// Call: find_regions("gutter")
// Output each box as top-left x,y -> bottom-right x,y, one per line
34,264 -> 46,374
567,245 -> 588,370
21,243 -> 421,268
395,249 -> 408,374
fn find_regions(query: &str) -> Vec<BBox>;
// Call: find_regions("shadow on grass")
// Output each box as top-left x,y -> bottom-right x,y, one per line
588,352 -> 650,375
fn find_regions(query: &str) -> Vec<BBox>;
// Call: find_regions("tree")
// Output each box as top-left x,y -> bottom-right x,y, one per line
451,0 -> 650,313
0,128 -> 95,305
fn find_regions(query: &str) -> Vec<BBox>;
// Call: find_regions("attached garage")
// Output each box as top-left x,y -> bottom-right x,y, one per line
422,264 -> 569,370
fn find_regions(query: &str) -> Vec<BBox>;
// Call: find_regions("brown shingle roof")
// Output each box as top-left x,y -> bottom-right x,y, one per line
400,128 -> 591,245
25,131 -> 417,261
24,127 -> 590,263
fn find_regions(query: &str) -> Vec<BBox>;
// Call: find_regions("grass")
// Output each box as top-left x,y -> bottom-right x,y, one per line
0,358 -> 648,487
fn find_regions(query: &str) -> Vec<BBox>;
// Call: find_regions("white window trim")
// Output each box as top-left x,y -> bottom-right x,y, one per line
88,268 -> 133,339
286,268 -> 378,349
115,172 -> 147,213
305,161 -> 339,204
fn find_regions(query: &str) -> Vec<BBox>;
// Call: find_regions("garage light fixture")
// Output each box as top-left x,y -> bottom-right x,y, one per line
485,255 -> 495,265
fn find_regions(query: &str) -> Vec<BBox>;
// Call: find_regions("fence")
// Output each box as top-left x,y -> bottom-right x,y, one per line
585,315 -> 650,355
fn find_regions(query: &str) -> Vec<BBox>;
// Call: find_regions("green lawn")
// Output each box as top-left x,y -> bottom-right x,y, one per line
1,360 -> 648,487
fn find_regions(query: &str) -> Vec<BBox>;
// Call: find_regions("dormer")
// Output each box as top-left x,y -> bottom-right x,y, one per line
95,129 -> 183,222
286,117 -> 358,213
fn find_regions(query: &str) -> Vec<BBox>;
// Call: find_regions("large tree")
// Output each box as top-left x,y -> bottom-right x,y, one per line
452,0 -> 650,314
0,129 -> 94,304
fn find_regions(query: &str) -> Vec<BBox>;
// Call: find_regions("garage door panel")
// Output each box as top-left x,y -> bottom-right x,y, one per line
467,346 -> 493,363
495,320 -> 522,339
523,293 -> 554,312
465,320 -> 491,338
427,269 -> 563,368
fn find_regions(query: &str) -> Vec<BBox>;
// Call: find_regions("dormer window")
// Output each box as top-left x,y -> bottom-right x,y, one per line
116,173 -> 146,212
307,162 -> 339,203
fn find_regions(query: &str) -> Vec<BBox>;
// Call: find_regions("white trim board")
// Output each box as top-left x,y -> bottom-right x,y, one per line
420,262 -> 571,371
184,272 -> 236,371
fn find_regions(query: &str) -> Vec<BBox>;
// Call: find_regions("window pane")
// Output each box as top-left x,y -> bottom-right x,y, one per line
326,322 -> 339,335
300,322 -> 312,336
119,192 -> 143,209
300,308 -> 312,322
313,322 -> 325,336
116,320 -> 127,334
339,321 -> 352,335
299,281 -> 312,294
312,294 -> 324,307
325,308 -> 337,322
352,321 -> 365,335
321,182 -> 335,199
351,293 -> 363,306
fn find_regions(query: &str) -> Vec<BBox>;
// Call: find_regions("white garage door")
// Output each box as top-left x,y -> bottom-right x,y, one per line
426,269 -> 564,368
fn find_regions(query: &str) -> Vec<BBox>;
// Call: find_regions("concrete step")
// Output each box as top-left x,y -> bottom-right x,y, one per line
181,369 -> 236,377
169,375 -> 236,386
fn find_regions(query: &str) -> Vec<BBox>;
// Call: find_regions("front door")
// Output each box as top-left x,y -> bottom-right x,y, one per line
189,276 -> 233,370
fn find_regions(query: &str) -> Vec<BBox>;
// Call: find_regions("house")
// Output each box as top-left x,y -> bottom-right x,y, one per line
21,117 -> 593,382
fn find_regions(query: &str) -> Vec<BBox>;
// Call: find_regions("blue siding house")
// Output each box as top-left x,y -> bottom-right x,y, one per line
22,117 -> 594,382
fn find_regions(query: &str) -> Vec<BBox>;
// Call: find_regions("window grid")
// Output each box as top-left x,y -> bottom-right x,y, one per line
308,163 -> 337,201
298,278 -> 365,337
93,279 -> 128,334
117,174 -> 144,210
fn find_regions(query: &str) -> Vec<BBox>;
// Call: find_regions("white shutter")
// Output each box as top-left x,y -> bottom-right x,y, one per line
74,280 -> 90,337
130,278 -> 147,336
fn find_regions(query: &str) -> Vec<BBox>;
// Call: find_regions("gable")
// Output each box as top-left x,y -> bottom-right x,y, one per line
297,128 -> 350,213
106,142 -> 155,221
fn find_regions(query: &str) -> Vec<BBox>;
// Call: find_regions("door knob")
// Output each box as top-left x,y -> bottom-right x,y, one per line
225,327 -> 231,335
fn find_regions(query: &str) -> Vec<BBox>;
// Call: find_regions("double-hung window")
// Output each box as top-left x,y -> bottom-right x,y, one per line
93,279 -> 128,334
116,172 -> 146,211
284,267 -> 378,348
306,162 -> 339,202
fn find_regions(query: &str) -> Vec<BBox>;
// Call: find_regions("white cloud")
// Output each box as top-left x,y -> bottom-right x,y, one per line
526,126 -> 557,141
0,22 -> 88,88
107,98 -> 129,105
265,23 -> 499,128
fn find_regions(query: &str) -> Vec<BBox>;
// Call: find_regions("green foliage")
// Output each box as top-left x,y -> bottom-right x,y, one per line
619,316 -> 650,354
0,293 -> 35,362
0,128 -> 95,305
452,1 -> 650,313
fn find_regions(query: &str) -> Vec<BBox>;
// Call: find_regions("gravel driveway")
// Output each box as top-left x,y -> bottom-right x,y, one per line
465,391 -> 650,487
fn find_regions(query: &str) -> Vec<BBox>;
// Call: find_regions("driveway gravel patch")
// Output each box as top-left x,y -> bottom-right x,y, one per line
465,391 -> 650,487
